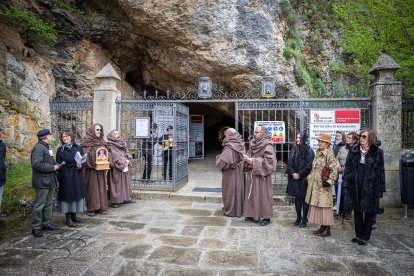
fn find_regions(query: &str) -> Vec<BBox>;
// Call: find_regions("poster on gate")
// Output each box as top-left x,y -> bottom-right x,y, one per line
254,121 -> 286,143
309,110 -> 361,151
189,115 -> 204,159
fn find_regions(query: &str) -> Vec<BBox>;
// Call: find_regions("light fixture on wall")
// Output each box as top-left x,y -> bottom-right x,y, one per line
198,77 -> 212,98
261,76 -> 275,98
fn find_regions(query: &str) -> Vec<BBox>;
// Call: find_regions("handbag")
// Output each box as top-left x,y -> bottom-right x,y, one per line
321,155 -> 330,181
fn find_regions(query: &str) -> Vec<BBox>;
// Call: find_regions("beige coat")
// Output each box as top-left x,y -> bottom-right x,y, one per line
305,148 -> 338,208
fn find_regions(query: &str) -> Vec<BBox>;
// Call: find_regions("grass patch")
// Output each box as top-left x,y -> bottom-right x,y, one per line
0,161 -> 34,235
0,6 -> 57,46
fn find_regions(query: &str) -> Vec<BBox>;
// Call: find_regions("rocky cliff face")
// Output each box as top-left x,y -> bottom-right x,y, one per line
0,0 -> 342,159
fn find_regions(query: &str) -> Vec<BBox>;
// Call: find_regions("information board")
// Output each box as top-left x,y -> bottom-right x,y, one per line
189,115 -> 204,159
254,121 -> 286,143
309,110 -> 361,150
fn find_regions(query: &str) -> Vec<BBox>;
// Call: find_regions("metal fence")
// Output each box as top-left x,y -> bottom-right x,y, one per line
50,97 -> 93,141
236,98 -> 371,194
402,98 -> 414,148
115,100 -> 189,192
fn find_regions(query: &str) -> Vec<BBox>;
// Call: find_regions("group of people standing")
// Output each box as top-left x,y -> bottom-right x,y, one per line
30,124 -> 134,237
216,125 -> 276,226
287,129 -> 385,245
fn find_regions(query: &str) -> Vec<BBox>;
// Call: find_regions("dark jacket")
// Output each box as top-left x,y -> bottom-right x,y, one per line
56,143 -> 85,202
31,141 -> 57,189
342,144 -> 386,214
142,131 -> 159,156
333,142 -> 345,157
287,146 -> 315,197
0,140 -> 6,187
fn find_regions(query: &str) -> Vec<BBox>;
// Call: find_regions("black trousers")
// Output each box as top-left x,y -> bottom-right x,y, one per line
163,150 -> 173,180
295,194 -> 309,222
142,155 -> 152,180
354,210 -> 375,241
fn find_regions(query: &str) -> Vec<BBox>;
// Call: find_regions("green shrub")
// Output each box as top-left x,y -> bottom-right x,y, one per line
0,6 -> 57,46
0,161 -> 34,234
283,47 -> 297,60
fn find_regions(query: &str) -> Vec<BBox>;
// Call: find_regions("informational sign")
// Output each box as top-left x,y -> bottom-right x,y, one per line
309,110 -> 361,150
189,115 -> 204,159
254,121 -> 286,143
134,117 -> 150,138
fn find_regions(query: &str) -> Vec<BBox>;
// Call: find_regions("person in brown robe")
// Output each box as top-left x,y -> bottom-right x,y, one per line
243,125 -> 277,226
80,124 -> 108,216
216,128 -> 245,217
106,130 -> 133,207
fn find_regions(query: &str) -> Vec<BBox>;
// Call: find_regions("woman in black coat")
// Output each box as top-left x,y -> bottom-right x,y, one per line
56,130 -> 86,227
342,128 -> 386,246
287,132 -> 315,227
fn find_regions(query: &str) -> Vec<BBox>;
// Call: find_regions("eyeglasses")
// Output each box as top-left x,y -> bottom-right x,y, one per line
95,129 -> 102,132
346,137 -> 353,139
254,131 -> 261,134
359,134 -> 367,139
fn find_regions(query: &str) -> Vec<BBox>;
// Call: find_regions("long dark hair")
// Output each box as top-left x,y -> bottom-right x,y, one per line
292,132 -> 311,158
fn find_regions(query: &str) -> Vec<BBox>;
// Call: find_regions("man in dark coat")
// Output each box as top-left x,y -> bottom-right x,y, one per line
0,127 -> 6,215
342,128 -> 386,245
142,123 -> 159,180
31,129 -> 61,237
287,132 -> 315,227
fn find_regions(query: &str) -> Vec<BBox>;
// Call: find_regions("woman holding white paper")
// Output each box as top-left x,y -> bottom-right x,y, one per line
56,130 -> 86,227
106,130 -> 133,207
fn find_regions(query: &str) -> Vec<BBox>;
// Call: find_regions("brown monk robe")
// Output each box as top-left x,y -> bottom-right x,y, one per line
80,124 -> 108,216
216,128 -> 245,217
106,130 -> 133,207
243,125 -> 277,226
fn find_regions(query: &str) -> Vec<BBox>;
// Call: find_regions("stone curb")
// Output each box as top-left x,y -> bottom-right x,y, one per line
133,190 -> 291,205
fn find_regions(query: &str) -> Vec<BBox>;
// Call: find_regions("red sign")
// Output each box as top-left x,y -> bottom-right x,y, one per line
335,110 -> 360,124
191,115 -> 203,123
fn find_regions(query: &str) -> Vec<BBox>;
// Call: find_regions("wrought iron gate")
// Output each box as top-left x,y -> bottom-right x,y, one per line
236,98 -> 371,194
116,100 -> 189,191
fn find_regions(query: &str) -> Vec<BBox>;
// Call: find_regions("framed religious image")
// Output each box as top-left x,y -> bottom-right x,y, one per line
134,117 -> 150,138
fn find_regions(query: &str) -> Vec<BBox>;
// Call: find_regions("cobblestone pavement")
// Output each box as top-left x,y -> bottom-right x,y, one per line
0,200 -> 413,275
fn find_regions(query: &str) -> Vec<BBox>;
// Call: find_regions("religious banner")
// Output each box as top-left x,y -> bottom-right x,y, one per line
254,121 -> 286,143
309,110 -> 361,150
189,115 -> 204,159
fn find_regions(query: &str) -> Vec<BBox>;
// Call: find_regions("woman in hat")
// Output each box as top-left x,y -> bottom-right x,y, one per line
305,132 -> 338,237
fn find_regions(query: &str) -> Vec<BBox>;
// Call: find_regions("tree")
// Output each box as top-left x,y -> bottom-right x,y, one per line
334,0 -> 414,95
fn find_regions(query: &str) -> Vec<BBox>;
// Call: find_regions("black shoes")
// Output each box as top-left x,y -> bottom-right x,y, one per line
260,219 -> 270,226
65,213 -> 75,228
71,213 -> 82,223
245,217 -> 259,222
358,240 -> 367,246
351,237 -> 360,243
32,229 -> 43,237
294,218 -> 301,226
43,223 -> 60,231
299,219 -> 307,228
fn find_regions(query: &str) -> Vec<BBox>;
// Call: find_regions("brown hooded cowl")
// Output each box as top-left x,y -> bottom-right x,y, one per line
80,124 -> 108,212
106,130 -> 133,204
244,126 -> 277,220
216,131 -> 245,217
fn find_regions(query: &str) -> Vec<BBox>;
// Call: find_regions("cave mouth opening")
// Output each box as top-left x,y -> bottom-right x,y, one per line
185,102 -> 237,158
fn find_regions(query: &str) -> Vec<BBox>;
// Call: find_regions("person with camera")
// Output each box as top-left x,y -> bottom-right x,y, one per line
31,129 -> 61,237
305,133 -> 338,237
342,129 -> 385,245
142,123 -> 158,180
161,126 -> 173,181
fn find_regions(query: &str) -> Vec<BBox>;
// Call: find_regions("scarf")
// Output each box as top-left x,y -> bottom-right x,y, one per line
222,132 -> 245,155
106,130 -> 132,162
80,124 -> 106,148
61,143 -> 73,152
250,125 -> 272,155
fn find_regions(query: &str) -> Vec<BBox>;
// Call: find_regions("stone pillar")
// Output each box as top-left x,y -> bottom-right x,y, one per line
93,63 -> 121,135
369,53 -> 402,171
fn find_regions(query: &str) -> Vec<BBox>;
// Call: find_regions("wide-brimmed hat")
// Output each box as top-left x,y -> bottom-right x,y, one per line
316,132 -> 332,144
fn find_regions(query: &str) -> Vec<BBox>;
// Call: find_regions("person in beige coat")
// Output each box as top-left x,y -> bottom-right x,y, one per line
306,133 -> 338,237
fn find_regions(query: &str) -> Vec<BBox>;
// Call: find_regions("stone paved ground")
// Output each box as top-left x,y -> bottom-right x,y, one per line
0,200 -> 413,276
